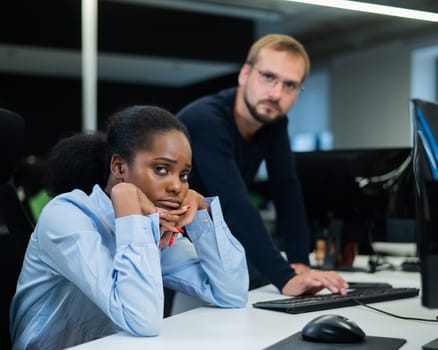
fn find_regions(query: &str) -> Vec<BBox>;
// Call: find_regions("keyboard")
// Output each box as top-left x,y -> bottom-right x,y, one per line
252,287 -> 419,314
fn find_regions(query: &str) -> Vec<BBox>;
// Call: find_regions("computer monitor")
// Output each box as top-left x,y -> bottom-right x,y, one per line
251,147 -> 415,270
294,147 -> 414,248
411,98 -> 438,308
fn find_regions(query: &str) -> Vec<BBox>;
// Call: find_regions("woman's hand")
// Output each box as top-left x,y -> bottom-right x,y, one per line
110,183 -> 199,248
112,185 -> 208,248
176,189 -> 207,228
111,183 -> 177,247
156,189 -> 208,248
111,182 -> 156,218
155,189 -> 207,230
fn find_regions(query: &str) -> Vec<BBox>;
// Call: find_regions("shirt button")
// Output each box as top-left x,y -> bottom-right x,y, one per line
203,219 -> 208,223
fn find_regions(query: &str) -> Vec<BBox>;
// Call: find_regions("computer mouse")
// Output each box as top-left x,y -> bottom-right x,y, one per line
301,314 -> 366,343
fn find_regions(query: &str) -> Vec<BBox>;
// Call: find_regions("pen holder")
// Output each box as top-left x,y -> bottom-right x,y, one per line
313,219 -> 357,269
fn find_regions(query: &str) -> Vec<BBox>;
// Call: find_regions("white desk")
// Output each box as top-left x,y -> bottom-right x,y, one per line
69,259 -> 437,350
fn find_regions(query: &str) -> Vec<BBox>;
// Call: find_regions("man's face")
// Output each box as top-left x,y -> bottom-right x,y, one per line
239,47 -> 306,125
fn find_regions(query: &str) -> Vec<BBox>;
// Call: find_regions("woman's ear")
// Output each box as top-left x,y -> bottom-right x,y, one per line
110,154 -> 126,182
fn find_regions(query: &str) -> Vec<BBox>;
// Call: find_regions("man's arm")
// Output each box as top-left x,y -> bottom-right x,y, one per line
265,118 -> 310,265
178,103 -> 295,291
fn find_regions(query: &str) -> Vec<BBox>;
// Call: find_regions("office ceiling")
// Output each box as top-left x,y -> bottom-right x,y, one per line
121,0 -> 438,60
1,0 -> 438,87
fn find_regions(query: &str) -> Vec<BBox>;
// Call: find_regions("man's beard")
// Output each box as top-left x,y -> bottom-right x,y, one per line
243,92 -> 283,125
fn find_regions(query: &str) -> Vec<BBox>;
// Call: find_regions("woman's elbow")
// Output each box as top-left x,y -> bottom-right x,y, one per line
124,310 -> 163,337
216,280 -> 249,308
216,291 -> 248,309
232,282 -> 249,307
129,319 -> 162,337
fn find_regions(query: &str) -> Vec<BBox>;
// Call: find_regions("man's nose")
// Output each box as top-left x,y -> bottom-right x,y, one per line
267,81 -> 283,99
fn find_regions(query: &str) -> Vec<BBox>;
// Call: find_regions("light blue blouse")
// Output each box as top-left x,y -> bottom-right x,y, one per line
10,185 -> 248,349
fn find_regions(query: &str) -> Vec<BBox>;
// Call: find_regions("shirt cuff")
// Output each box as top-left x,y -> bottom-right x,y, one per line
185,196 -> 222,240
115,213 -> 160,246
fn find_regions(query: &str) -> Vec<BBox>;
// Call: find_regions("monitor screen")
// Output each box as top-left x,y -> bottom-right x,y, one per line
294,148 -> 414,248
250,147 -> 415,270
411,98 -> 438,308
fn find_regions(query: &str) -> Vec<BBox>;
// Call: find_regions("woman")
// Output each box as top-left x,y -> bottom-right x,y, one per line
10,105 -> 249,350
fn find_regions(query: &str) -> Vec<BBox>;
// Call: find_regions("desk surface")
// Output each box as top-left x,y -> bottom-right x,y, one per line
69,258 -> 437,350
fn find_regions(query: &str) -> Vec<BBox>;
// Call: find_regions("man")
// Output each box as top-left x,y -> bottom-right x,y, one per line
177,34 -> 347,296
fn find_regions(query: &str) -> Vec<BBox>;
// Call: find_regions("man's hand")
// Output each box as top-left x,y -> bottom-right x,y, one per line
281,270 -> 349,296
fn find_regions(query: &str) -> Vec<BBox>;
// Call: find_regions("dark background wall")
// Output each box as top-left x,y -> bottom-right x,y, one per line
0,0 -> 253,157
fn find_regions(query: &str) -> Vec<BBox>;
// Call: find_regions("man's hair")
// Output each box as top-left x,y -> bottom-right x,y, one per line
245,33 -> 310,81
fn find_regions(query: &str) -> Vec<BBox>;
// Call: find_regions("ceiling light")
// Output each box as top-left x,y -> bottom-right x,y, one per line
284,0 -> 438,22
110,0 -> 281,21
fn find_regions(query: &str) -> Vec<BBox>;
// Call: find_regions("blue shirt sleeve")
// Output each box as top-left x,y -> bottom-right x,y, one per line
38,206 -> 164,336
160,196 -> 249,308
10,187 -> 248,349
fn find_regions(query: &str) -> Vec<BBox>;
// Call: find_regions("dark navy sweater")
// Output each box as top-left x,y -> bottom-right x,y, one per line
177,87 -> 310,291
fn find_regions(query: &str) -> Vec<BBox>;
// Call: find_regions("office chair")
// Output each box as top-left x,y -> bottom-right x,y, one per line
0,108 -> 34,349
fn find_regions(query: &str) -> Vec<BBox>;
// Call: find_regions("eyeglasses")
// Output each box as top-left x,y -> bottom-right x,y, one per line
249,64 -> 304,95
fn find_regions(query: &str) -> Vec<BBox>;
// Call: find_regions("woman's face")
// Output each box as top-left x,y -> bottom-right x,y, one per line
124,130 -> 192,209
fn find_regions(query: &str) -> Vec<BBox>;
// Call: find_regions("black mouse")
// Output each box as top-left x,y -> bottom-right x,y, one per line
301,314 -> 366,343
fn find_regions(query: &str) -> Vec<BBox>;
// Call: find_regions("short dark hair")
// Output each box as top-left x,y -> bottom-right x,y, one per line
46,105 -> 189,196
46,132 -> 106,196
105,105 -> 189,170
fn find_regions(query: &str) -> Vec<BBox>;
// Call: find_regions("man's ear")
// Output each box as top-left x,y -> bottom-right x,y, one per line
238,63 -> 250,86
110,154 -> 126,181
